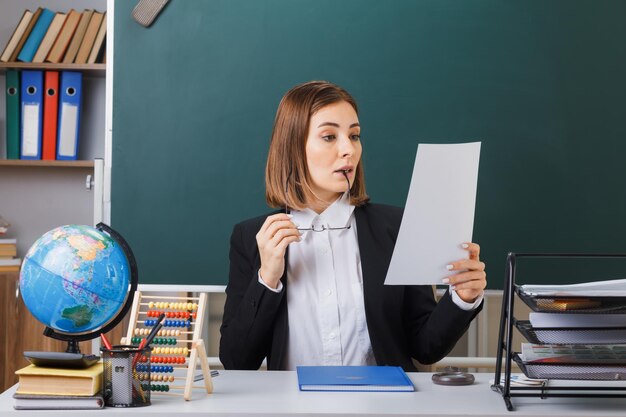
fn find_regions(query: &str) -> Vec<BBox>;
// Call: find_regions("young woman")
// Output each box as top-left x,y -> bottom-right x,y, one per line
219,81 -> 487,371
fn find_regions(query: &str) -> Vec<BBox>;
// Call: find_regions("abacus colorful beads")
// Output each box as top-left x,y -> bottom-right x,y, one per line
151,384 -> 169,392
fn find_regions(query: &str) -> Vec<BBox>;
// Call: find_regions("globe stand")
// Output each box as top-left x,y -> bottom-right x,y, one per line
65,338 -> 80,354
34,328 -> 82,353
21,223 -> 139,369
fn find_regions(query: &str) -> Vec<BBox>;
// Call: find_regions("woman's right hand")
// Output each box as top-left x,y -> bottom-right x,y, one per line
256,213 -> 301,289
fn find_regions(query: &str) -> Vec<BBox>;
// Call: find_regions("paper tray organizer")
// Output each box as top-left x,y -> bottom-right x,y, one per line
514,320 -> 626,345
515,288 -> 626,313
491,252 -> 626,412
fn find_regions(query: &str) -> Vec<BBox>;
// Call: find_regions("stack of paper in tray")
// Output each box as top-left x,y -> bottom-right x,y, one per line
515,279 -> 626,380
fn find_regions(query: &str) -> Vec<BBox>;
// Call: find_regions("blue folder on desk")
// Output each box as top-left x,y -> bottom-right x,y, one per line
296,366 -> 414,392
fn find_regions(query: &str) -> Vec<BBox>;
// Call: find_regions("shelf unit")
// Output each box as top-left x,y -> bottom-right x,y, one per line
491,252 -> 626,411
0,0 -> 107,231
0,1 -> 108,384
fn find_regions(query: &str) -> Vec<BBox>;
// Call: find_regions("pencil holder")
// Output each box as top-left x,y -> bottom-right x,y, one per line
100,345 -> 152,407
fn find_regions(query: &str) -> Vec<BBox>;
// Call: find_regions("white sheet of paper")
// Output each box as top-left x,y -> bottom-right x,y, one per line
385,142 -> 481,286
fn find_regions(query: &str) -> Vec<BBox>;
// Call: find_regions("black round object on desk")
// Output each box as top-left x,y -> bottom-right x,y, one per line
432,370 -> 475,386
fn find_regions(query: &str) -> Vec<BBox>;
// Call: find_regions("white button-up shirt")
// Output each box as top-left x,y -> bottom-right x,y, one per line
259,193 -> 482,370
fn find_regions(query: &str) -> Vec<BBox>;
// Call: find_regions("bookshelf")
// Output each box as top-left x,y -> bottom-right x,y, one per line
0,0 -> 107,224
0,0 -> 109,385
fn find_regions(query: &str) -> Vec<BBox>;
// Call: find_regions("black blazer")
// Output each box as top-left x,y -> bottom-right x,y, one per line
219,202 -> 482,371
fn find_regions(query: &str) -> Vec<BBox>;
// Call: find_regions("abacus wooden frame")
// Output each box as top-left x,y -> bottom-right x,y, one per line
121,291 -> 212,400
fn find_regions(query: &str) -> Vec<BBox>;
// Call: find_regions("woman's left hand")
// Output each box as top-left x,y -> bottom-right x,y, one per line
444,242 -> 487,303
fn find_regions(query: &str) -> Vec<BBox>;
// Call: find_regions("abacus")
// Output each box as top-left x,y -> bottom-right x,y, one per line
121,291 -> 213,400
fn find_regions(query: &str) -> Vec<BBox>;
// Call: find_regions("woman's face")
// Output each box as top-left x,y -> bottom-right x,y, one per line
305,100 -> 362,203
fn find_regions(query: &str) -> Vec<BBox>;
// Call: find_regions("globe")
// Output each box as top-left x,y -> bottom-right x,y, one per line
19,223 -> 137,353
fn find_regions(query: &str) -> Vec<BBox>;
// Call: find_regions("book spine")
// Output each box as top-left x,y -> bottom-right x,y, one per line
17,9 -> 55,62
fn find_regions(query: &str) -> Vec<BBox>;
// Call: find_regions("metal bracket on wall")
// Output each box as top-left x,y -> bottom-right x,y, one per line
85,174 -> 94,190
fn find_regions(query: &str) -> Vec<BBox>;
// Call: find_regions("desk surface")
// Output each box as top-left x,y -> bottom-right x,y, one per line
1,371 -> 626,416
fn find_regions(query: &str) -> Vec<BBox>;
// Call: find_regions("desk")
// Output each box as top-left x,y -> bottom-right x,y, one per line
1,371 -> 625,416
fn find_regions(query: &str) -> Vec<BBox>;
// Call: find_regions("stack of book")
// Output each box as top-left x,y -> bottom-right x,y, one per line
13,362 -> 104,410
0,238 -> 20,273
1,8 -> 107,65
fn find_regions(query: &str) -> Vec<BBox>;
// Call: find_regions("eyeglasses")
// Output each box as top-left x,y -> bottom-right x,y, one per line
285,170 -> 352,232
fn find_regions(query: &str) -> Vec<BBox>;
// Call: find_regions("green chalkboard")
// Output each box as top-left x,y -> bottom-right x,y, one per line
112,0 -> 626,288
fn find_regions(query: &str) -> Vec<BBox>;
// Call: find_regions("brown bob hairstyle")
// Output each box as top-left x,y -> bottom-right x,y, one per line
265,81 -> 369,210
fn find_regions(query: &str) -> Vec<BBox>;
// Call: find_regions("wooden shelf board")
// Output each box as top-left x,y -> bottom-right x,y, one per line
0,63 -> 105,76
0,160 -> 94,168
